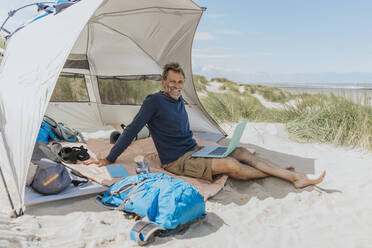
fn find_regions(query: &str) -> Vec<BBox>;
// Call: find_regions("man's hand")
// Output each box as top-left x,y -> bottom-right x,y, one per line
83,158 -> 110,167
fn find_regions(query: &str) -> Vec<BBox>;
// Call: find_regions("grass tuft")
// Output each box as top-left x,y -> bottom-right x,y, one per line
193,75 -> 209,92
197,77 -> 372,151
285,94 -> 372,150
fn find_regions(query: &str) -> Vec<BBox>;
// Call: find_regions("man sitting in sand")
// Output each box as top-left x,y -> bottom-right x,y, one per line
85,62 -> 325,188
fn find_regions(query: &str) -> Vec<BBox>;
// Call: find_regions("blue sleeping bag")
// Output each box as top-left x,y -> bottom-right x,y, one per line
36,121 -> 59,143
101,173 -> 205,230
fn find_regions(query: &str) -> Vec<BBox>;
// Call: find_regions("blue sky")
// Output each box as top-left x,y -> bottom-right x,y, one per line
192,0 -> 372,84
1,0 -> 372,84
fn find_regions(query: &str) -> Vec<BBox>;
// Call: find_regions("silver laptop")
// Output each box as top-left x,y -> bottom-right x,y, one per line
192,120 -> 248,158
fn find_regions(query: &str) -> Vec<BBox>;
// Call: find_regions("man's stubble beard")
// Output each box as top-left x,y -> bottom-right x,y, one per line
164,85 -> 181,100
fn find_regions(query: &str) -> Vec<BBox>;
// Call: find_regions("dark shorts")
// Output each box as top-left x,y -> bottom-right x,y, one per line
162,146 -> 213,182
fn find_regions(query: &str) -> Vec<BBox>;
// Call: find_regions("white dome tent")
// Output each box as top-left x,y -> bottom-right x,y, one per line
0,0 -> 224,217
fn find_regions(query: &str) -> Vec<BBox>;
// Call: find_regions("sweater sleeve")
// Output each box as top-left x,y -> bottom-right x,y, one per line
106,96 -> 156,163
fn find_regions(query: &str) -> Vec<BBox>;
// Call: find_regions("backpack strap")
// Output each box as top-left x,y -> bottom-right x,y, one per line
111,182 -> 137,195
59,146 -> 90,164
71,179 -> 89,186
130,220 -> 164,246
43,115 -> 58,128
59,147 -> 77,164
95,193 -> 118,210
56,123 -> 77,142
116,179 -> 148,210
69,167 -> 89,186
75,130 -> 86,143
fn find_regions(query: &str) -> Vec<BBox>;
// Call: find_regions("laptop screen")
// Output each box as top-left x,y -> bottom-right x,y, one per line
225,120 -> 248,155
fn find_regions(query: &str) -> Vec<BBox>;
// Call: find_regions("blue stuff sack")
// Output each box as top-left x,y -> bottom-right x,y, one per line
101,173 -> 205,230
31,159 -> 71,195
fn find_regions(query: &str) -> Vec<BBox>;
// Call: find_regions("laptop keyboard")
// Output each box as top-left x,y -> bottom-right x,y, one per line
208,147 -> 227,156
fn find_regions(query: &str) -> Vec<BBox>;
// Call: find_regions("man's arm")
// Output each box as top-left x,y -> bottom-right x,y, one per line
84,96 -> 156,166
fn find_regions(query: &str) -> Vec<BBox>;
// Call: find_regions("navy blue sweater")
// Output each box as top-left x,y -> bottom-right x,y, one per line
106,92 -> 196,164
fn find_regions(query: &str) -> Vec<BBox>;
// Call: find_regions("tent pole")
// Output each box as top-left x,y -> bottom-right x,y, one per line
0,164 -> 20,217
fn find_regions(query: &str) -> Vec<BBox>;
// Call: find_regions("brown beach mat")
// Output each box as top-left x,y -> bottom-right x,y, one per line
63,138 -> 228,200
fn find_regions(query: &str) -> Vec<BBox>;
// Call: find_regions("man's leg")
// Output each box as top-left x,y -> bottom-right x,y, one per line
211,147 -> 325,188
223,147 -> 325,188
211,157 -> 269,180
211,157 -> 295,180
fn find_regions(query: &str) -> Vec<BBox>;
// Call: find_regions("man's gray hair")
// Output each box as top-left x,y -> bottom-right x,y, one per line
162,62 -> 185,80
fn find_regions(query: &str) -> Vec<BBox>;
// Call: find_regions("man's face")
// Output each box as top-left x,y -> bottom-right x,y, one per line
162,70 -> 184,100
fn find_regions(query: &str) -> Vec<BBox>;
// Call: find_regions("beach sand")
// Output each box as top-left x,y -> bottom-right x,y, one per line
2,122 -> 372,248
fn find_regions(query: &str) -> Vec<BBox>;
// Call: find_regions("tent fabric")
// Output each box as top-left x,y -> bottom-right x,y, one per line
0,0 -> 103,215
0,0 -> 224,216
46,102 -> 103,129
87,22 -> 162,76
47,1 -> 221,132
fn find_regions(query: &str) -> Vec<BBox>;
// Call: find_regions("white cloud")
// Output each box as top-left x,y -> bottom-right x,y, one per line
193,47 -> 272,61
246,31 -> 264,36
194,30 -> 242,42
192,47 -> 232,59
194,32 -> 215,40
214,46 -> 233,51
192,63 -> 372,84
193,47 -> 232,53
192,48 -> 209,53
216,29 -> 242,35
206,13 -> 226,18
193,54 -> 228,59
192,63 -> 246,81
245,52 -> 273,57
199,64 -> 243,74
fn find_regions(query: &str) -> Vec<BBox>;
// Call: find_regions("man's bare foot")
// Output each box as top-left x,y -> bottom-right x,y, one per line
284,165 -> 295,171
248,148 -> 256,155
293,170 -> 326,189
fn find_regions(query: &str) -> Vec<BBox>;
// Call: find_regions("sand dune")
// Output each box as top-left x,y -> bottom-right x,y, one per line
2,122 -> 372,248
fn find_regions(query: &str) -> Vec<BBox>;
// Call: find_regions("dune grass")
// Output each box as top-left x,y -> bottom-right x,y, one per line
210,77 -> 293,103
211,77 -> 240,94
193,75 -> 208,92
285,94 -> 372,150
240,84 -> 293,103
198,77 -> 372,151
200,91 -> 287,123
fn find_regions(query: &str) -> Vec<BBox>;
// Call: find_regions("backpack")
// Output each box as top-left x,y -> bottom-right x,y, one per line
98,173 -> 205,230
43,115 -> 86,143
